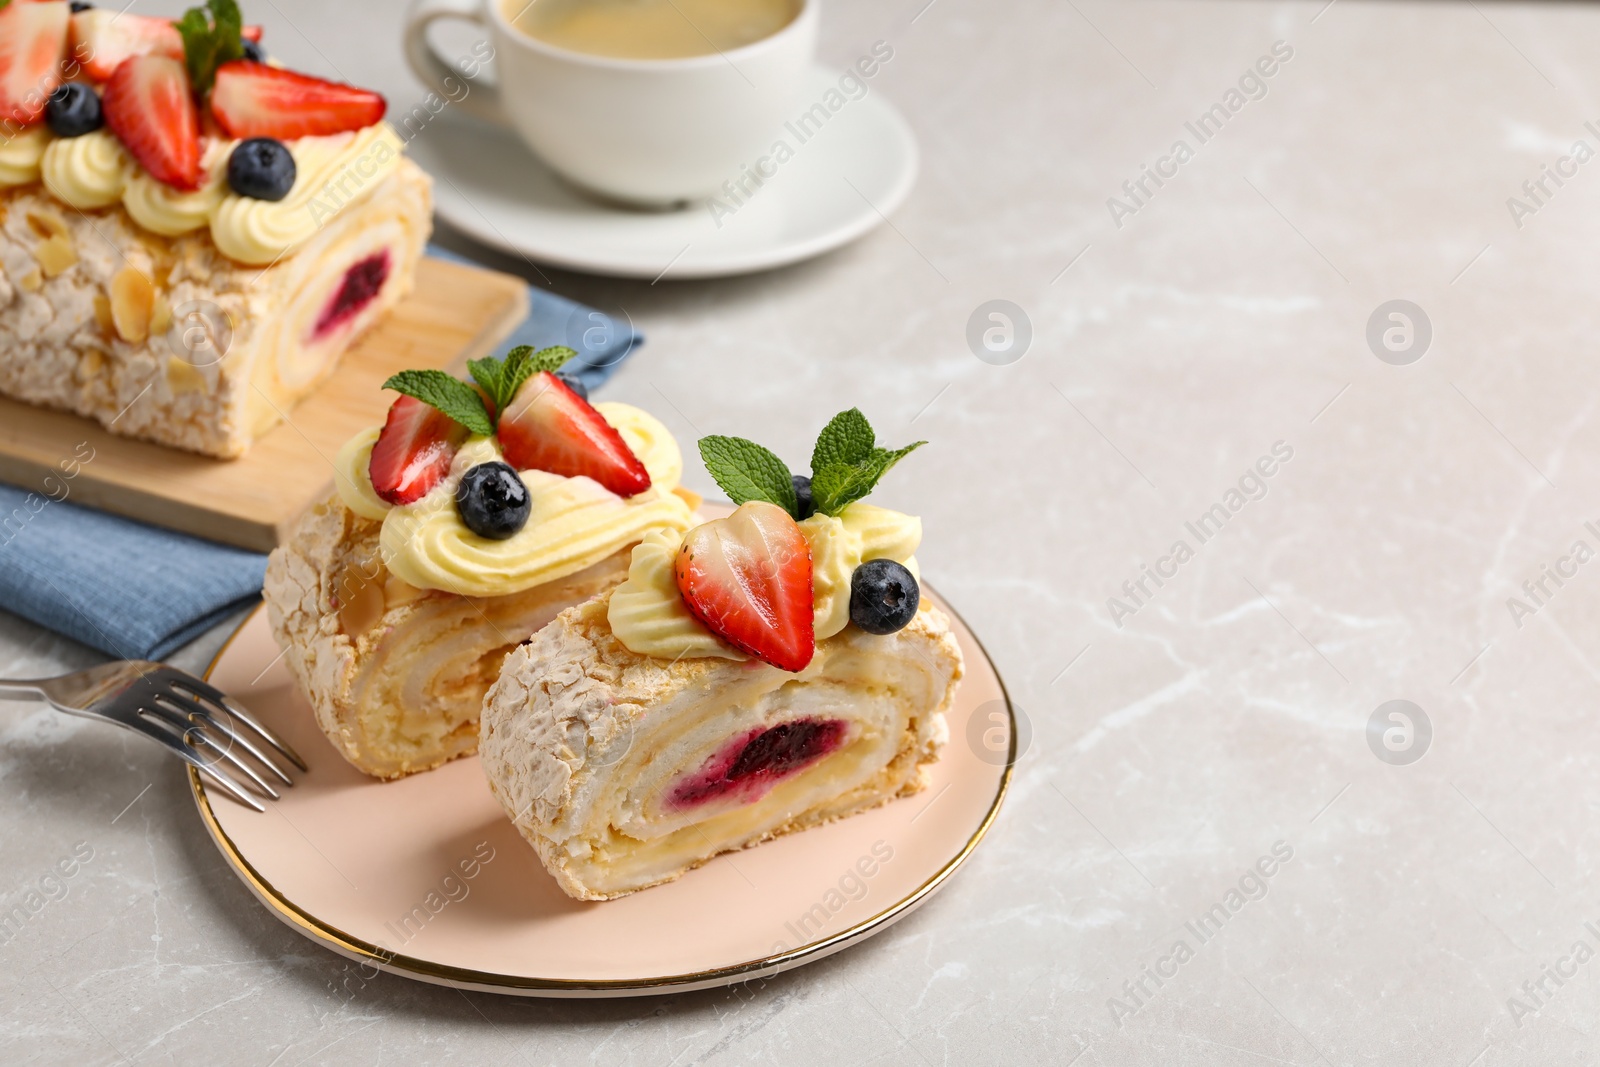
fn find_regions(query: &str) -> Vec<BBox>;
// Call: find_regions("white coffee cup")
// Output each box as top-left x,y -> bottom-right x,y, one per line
403,0 -> 818,206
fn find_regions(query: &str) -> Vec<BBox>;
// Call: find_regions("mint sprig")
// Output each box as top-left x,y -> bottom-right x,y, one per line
467,345 -> 575,414
811,439 -> 923,516
382,370 -> 494,436
177,0 -> 245,95
699,408 -> 924,520
700,436 -> 797,514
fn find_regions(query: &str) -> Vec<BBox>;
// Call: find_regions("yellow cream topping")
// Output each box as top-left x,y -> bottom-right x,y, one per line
41,130 -> 130,210
0,127 -> 50,186
7,122 -> 405,265
608,528 -> 750,661
124,139 -> 231,236
607,502 -> 922,661
334,402 -> 695,598
212,124 -> 404,264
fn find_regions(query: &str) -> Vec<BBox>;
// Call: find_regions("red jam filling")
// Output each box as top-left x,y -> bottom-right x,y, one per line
665,718 -> 847,811
313,251 -> 392,340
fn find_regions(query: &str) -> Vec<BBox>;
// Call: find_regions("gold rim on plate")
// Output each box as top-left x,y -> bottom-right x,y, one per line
189,596 -> 1015,997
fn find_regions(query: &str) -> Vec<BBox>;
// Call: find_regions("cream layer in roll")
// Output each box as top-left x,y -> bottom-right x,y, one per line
479,595 -> 963,900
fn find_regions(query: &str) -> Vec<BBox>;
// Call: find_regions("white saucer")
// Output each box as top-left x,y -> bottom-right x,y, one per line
407,67 -> 919,280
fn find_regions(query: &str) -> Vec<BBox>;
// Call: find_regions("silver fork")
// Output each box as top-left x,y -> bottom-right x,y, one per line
0,661 -> 306,812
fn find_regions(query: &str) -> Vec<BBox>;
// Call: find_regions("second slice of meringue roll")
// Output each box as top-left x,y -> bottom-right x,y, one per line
479,596 -> 962,901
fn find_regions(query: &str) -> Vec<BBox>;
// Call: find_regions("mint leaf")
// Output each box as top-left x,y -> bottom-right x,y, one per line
383,370 -> 495,436
499,345 -> 577,407
699,436 -> 797,514
530,345 -> 577,374
810,462 -> 877,517
178,0 -> 245,95
498,346 -> 535,408
811,408 -> 876,473
811,440 -> 925,516
466,357 -> 505,413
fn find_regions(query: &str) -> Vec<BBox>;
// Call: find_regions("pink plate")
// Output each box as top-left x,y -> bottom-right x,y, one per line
193,590 -> 1014,997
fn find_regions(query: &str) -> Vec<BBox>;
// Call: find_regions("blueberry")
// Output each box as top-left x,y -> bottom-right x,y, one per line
227,138 -> 296,202
556,372 -> 587,401
45,84 -> 102,138
849,559 -> 920,635
792,474 -> 814,520
456,462 -> 531,540
69,1 -> 94,11
242,39 -> 267,62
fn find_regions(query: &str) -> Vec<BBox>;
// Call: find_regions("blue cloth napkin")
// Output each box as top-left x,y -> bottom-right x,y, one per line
0,249 -> 641,660
426,246 -> 642,392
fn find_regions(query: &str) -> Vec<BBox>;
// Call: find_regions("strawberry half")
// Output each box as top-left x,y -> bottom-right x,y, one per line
70,11 -> 264,82
368,395 -> 468,506
211,60 -> 386,140
102,55 -> 202,190
0,1 -> 70,127
71,10 -> 179,81
675,502 -> 816,672
497,372 -> 652,497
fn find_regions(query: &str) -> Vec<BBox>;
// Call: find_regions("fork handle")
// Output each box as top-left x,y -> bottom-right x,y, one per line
0,681 -> 48,702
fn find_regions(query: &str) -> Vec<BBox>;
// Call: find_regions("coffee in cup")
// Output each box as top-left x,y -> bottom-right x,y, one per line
404,0 -> 817,205
502,0 -> 801,61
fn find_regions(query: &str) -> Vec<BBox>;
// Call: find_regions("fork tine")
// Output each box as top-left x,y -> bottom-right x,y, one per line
185,728 -> 281,800
196,764 -> 266,813
154,691 -> 294,786
169,676 -> 308,772
137,704 -> 281,799
217,696 -> 307,773
120,710 -> 266,812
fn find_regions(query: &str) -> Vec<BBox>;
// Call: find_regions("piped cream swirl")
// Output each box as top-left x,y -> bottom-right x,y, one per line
124,139 -> 231,235
6,122 -> 406,265
0,127 -> 50,185
334,402 -> 696,598
211,124 -> 404,263
607,502 -> 922,660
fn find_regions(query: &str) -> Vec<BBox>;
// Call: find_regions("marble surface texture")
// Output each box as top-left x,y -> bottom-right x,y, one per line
5,0 -> 1600,1063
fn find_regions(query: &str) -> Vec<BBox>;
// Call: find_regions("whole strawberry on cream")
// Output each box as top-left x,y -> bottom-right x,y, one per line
478,410 -> 964,901
0,0 -> 432,458
263,345 -> 699,780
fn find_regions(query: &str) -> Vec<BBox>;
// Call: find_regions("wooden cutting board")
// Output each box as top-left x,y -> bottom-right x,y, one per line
0,257 -> 528,553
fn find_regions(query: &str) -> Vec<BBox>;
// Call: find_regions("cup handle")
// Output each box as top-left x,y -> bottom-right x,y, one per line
403,0 -> 508,127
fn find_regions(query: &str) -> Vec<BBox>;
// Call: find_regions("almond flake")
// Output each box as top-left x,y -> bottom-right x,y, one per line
34,234 -> 77,278
110,267 -> 155,344
24,209 -> 69,240
166,356 -> 206,394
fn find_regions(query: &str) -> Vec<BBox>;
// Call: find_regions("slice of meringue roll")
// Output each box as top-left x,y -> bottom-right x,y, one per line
263,401 -> 697,780
479,589 -> 962,902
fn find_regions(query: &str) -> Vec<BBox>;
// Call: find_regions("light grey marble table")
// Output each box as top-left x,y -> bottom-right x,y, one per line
7,0 -> 1600,1062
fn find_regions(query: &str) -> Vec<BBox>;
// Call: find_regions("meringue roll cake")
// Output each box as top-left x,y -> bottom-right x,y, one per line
264,348 -> 697,779
481,409 -> 963,901
0,1 -> 430,457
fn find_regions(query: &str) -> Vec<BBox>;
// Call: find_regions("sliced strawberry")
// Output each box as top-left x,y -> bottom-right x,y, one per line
102,55 -> 202,190
497,372 -> 651,497
71,10 -> 179,81
69,12 -> 265,81
211,60 -> 385,139
675,502 -> 816,672
369,396 -> 468,506
0,1 -> 69,127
